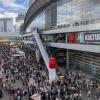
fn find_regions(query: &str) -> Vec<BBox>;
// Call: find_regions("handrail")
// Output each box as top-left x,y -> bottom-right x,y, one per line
32,29 -> 58,82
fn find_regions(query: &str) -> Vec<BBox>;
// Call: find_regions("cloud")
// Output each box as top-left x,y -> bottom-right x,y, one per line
0,0 -> 27,19
0,7 -> 5,13
0,0 -> 26,9
0,12 -> 18,18
0,13 -> 5,18
4,12 -> 18,18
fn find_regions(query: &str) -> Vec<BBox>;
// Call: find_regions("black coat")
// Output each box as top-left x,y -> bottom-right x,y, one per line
0,89 -> 2,98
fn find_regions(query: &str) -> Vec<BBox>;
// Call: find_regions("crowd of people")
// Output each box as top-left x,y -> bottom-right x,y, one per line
0,43 -> 100,100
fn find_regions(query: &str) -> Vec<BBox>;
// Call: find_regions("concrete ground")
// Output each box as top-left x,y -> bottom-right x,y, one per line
1,70 -> 97,100
1,91 -> 96,100
1,79 -> 23,100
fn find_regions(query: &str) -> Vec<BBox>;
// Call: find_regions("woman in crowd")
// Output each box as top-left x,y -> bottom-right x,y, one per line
0,44 -> 100,100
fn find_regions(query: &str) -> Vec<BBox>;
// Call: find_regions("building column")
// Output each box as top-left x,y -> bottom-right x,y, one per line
66,50 -> 69,69
66,33 -> 69,69
36,49 -> 40,63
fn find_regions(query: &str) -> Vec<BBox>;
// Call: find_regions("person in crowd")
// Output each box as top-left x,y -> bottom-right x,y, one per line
0,43 -> 99,100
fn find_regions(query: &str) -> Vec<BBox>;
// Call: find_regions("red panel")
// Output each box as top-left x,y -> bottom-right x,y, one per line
49,57 -> 57,69
69,33 -> 78,43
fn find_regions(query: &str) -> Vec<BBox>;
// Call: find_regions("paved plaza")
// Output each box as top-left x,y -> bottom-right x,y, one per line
1,73 -> 97,100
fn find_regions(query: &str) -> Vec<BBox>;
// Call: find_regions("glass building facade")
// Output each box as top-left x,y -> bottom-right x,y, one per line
69,50 -> 100,79
25,0 -> 100,80
27,0 -> 100,32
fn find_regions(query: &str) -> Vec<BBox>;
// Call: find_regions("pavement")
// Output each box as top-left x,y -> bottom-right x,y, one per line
1,69 -> 97,100
1,92 -> 96,100
1,79 -> 23,100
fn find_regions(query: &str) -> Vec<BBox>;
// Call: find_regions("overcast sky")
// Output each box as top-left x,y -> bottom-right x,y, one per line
0,0 -> 29,18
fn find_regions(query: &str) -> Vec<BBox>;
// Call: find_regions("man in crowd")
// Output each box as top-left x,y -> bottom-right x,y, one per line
0,43 -> 100,100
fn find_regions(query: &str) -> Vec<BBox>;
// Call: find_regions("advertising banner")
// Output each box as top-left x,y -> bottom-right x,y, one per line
69,32 -> 78,43
84,33 -> 100,43
68,31 -> 100,44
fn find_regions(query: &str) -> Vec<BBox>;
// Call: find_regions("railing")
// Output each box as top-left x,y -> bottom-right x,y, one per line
32,28 -> 58,82
32,28 -> 50,71
44,18 -> 100,30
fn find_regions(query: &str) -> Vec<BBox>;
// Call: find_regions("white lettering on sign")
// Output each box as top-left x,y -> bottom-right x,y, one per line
85,34 -> 100,41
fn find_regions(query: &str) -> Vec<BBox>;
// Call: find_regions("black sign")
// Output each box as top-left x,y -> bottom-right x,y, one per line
84,33 -> 100,42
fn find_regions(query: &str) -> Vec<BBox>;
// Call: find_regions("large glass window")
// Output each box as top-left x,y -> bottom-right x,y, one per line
57,0 -> 100,27
26,0 -> 100,31
26,12 -> 45,32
